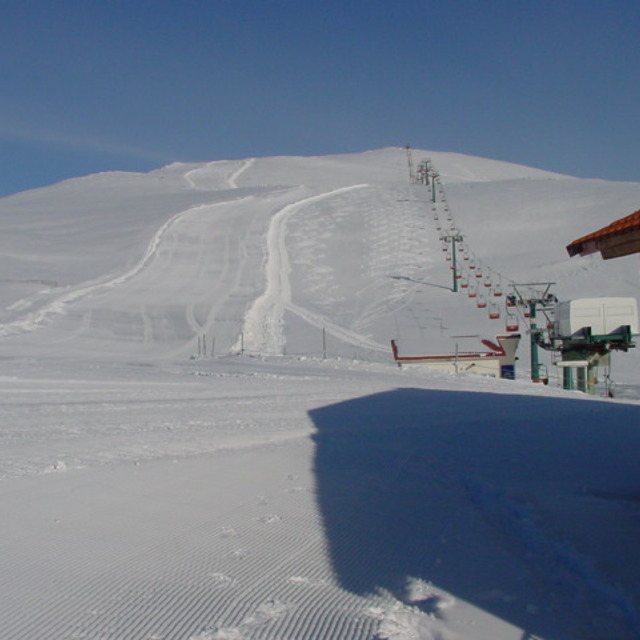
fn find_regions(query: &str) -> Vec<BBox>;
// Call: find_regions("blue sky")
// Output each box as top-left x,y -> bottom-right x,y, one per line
1,0 -> 639,196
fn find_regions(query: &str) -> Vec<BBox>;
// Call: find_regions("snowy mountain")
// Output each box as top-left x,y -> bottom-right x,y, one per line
1,147 -> 638,381
1,148 -> 640,640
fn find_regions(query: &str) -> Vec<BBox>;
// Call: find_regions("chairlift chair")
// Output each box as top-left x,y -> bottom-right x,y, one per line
505,313 -> 519,332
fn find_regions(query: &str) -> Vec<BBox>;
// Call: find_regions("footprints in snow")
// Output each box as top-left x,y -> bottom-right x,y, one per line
208,572 -> 238,589
366,578 -> 457,640
189,599 -> 289,639
192,474 -> 328,638
256,513 -> 282,525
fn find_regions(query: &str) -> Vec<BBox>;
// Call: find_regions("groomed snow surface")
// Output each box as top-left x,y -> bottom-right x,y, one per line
1,148 -> 640,639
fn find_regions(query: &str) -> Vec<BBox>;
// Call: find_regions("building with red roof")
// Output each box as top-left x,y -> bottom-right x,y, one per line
566,209 -> 640,259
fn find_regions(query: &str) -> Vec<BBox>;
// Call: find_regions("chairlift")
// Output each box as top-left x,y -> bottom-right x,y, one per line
506,294 -> 516,307
460,276 -> 469,288
477,294 -> 487,309
484,275 -> 492,288
505,313 -> 519,332
488,302 -> 500,319
468,286 -> 478,298
475,270 -> 483,279
469,259 -> 476,270
493,284 -> 503,297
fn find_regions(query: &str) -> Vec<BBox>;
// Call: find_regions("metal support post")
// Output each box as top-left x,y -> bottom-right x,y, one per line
563,366 -> 573,390
529,302 -> 542,382
451,236 -> 459,292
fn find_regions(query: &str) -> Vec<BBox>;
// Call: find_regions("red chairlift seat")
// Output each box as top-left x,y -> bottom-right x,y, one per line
506,313 -> 519,332
468,287 -> 478,298
477,295 -> 487,309
488,303 -> 500,319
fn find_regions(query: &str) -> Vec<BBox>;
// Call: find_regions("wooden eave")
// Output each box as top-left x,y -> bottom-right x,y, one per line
567,209 -> 640,259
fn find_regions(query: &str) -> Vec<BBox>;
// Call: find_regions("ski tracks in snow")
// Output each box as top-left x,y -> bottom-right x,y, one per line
0,197 -> 254,338
228,158 -> 255,189
237,184 -> 388,356
185,158 -> 255,190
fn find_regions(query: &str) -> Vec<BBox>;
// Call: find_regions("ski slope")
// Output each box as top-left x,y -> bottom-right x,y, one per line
1,147 -> 638,377
1,148 -> 640,639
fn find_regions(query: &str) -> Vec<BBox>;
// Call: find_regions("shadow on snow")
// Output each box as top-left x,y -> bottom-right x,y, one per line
310,388 -> 640,639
